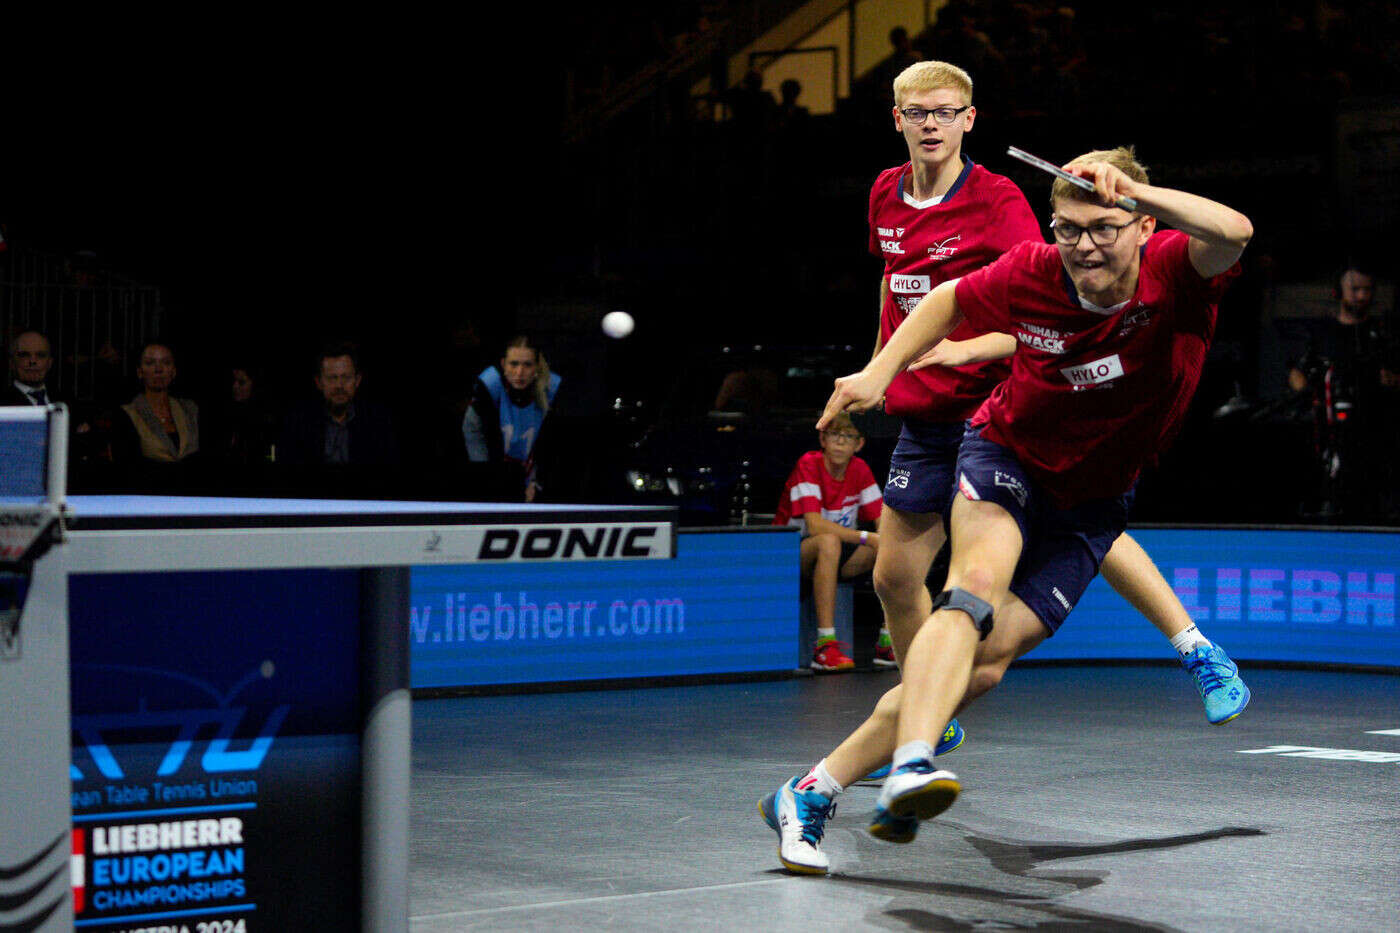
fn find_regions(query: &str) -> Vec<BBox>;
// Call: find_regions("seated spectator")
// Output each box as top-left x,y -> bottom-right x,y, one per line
211,363 -> 279,464
463,335 -> 561,502
204,362 -> 280,493
773,413 -> 893,672
113,342 -> 203,491
278,342 -> 400,495
5,329 -> 57,407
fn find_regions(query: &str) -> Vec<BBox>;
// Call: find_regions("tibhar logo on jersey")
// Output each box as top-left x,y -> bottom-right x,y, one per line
1051,587 -> 1072,610
1061,353 -> 1125,388
880,239 -> 905,255
994,471 -> 1028,507
1015,322 -> 1069,354
927,235 -> 962,261
878,226 -> 895,237
887,467 -> 911,490
889,274 -> 931,295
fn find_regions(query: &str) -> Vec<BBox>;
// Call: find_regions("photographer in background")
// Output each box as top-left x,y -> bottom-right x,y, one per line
1287,265 -> 1400,519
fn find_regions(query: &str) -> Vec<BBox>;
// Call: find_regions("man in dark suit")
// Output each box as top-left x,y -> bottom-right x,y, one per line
4,330 -> 56,406
278,341 -> 401,496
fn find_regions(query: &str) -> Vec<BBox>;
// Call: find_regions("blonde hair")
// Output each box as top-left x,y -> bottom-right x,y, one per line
892,60 -> 973,108
503,335 -> 553,413
1051,146 -> 1149,207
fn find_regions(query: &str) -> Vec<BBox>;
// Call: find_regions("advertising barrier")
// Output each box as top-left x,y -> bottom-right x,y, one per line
411,529 -> 799,688
410,526 -> 1398,691
1032,527 -> 1399,667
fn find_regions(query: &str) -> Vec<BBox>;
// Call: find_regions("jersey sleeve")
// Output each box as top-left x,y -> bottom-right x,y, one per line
1156,229 -> 1241,303
954,241 -> 1026,335
783,455 -> 825,519
852,459 -> 883,523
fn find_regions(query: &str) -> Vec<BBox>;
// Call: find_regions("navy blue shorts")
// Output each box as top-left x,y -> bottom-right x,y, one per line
954,423 -> 1129,635
883,419 -> 966,515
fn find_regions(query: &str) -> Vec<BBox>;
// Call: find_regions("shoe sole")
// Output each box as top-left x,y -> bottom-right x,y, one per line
887,777 -> 961,821
937,731 -> 964,756
810,663 -> 855,672
756,796 -> 828,875
1209,684 -> 1251,725
872,659 -> 898,669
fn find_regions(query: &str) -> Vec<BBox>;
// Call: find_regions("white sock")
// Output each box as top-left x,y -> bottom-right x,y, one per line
893,739 -> 936,769
797,758 -> 844,798
816,627 -> 837,642
1169,624 -> 1212,658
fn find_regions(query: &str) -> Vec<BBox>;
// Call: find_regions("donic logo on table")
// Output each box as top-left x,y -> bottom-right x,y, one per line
71,662 -> 288,788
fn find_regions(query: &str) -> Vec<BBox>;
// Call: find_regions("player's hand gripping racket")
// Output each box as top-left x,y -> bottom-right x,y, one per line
1007,146 -> 1139,212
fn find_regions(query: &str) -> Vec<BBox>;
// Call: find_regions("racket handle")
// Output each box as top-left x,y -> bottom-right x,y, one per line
1116,195 -> 1139,212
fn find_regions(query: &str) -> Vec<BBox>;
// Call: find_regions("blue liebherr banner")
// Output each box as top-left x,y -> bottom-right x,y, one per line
1032,527 -> 1398,667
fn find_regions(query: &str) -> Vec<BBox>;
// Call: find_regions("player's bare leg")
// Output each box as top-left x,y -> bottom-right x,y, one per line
871,495 -> 1021,834
1100,533 -> 1192,638
826,590 -> 1047,789
1102,533 -> 1251,722
959,593 -> 1049,712
872,505 -> 943,663
823,685 -> 906,786
897,495 -> 1021,749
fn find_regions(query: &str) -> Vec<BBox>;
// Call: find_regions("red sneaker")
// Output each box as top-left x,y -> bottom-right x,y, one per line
873,643 -> 897,669
810,640 -> 855,673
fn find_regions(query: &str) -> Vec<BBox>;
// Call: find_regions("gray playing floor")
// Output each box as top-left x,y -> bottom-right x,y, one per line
408,665 -> 1400,931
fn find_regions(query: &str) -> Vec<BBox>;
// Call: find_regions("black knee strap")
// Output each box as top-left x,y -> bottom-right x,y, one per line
931,588 -> 994,640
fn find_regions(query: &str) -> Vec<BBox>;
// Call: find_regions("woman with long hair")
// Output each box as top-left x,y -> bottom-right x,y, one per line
463,335 -> 561,501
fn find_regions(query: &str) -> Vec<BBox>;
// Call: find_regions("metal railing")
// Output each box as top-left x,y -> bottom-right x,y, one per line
0,275 -> 163,402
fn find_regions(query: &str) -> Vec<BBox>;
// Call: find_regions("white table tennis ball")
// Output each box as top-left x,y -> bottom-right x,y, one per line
602,311 -> 635,339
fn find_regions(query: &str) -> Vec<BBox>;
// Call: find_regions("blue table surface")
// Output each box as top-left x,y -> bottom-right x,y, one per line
66,495 -> 660,519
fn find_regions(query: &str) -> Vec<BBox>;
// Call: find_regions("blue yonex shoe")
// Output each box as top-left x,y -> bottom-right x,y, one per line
867,803 -> 918,843
758,776 -> 837,875
868,760 -> 960,843
1182,643 -> 1251,724
935,718 -> 965,756
858,719 -> 965,784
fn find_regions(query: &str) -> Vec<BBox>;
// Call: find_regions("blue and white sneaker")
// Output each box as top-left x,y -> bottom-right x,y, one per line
1182,643 -> 1251,724
858,719 -> 965,784
758,776 -> 837,875
868,760 -> 959,843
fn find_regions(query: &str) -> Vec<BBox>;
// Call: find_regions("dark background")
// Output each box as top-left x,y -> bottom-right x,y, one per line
6,3 -> 1399,522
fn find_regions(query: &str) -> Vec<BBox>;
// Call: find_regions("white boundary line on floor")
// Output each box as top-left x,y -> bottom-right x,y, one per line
412,877 -> 792,921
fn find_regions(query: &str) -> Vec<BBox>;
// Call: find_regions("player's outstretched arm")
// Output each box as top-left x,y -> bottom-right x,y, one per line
818,280 -> 962,429
908,332 -> 1017,371
1064,162 -> 1253,278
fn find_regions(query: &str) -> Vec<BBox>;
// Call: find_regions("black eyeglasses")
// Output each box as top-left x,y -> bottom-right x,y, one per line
899,105 -> 970,126
821,431 -> 862,444
1049,217 -> 1141,247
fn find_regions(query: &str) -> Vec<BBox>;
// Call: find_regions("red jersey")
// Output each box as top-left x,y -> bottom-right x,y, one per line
773,451 -> 882,532
869,158 -> 1043,422
954,230 -> 1239,506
